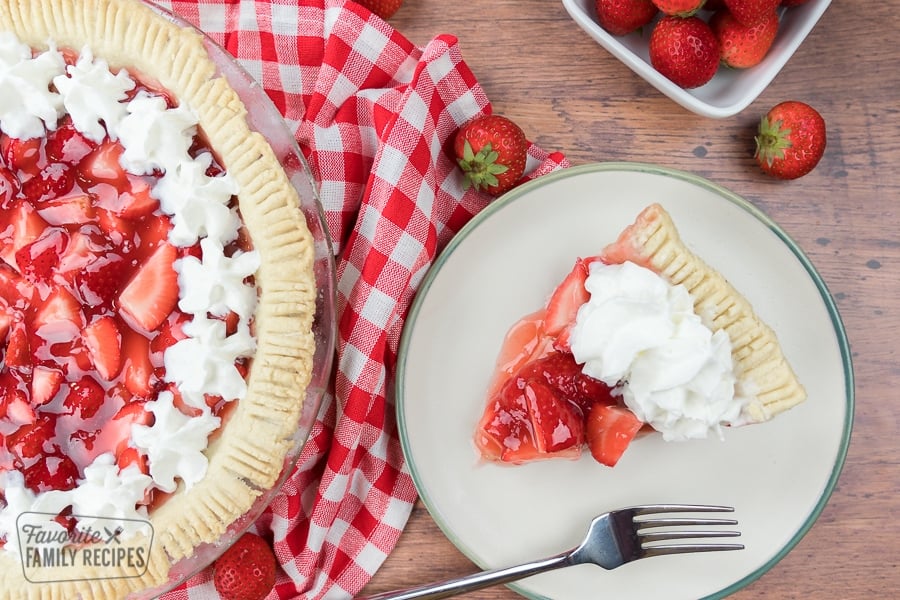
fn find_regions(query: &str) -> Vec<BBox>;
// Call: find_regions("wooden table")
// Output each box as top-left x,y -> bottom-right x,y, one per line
362,1 -> 899,598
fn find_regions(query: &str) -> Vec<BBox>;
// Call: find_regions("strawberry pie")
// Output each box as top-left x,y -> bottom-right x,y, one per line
0,0 -> 317,597
475,203 -> 806,467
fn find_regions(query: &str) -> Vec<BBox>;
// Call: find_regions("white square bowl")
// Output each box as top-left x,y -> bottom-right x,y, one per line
561,0 -> 831,118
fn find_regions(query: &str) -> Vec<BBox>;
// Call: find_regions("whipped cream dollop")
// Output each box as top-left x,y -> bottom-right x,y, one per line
131,392 -> 221,493
0,471 -> 72,553
52,47 -> 135,142
0,36 -> 260,555
69,454 -> 152,537
569,261 -> 742,441
0,33 -> 64,139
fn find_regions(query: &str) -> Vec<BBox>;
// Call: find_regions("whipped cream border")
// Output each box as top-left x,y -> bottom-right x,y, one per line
0,35 -> 259,554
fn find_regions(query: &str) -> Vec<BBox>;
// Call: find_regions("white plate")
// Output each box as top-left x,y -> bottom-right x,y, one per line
396,163 -> 853,600
561,0 -> 832,118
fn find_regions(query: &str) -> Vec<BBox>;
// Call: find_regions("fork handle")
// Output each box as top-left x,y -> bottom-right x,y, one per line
359,553 -> 571,600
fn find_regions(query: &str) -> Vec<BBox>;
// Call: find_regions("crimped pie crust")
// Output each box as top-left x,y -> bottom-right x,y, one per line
603,203 -> 807,423
0,0 -> 317,597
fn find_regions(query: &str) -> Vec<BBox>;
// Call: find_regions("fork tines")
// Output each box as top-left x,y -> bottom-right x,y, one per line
631,504 -> 744,555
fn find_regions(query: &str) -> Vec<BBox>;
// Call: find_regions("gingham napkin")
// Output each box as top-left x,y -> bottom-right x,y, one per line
152,1 -> 568,598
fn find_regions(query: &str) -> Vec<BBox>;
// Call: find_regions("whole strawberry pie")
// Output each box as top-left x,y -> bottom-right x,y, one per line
475,204 -> 806,467
0,0 -> 317,597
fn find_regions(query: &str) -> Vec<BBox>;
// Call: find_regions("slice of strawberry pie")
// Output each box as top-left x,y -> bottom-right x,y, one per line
0,1 -> 317,597
475,203 -> 806,467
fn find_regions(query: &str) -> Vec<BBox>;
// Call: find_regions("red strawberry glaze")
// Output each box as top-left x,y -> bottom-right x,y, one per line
0,77 -> 244,506
475,257 -> 648,467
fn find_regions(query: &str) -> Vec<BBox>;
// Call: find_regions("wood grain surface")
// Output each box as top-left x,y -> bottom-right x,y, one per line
361,1 -> 898,598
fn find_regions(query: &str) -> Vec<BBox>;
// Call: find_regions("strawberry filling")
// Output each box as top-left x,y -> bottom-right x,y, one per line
475,257 -> 645,468
0,60 -> 249,519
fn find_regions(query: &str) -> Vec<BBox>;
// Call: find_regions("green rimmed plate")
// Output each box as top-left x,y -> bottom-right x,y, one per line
396,162 -> 853,600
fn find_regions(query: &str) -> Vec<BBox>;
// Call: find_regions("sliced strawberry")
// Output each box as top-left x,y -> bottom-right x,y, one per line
106,399 -> 154,455
0,260 -> 32,307
2,136 -> 41,175
0,166 -> 19,207
83,316 -> 122,380
33,287 -> 84,333
13,227 -> 68,283
21,162 -> 76,201
585,404 -> 643,467
72,254 -> 127,309
543,258 -> 589,337
0,370 -> 23,420
0,200 -> 50,270
118,242 -> 179,332
115,445 -> 149,475
120,328 -> 155,397
6,394 -> 35,425
117,175 -> 158,219
518,352 -> 617,416
523,379 -> 585,455
111,399 -> 154,429
96,206 -> 136,242
79,140 -> 127,189
475,381 -> 539,463
35,193 -> 96,226
23,451 -> 80,493
30,366 -> 64,406
6,413 -> 57,459
150,311 -> 190,356
0,308 -> 11,342
63,375 -> 105,419
4,319 -> 31,370
55,227 -> 111,275
45,118 -> 96,165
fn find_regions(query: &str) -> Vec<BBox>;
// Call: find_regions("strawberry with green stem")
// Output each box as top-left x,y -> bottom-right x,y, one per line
755,101 -> 826,180
454,114 -> 528,196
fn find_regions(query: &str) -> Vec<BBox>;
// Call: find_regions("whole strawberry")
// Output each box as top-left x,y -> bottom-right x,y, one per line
595,0 -> 658,36
652,0 -> 706,17
213,533 -> 277,600
454,115 -> 527,196
723,0 -> 781,26
755,101 -> 826,179
711,8 -> 779,68
648,16 -> 720,89
354,0 -> 403,20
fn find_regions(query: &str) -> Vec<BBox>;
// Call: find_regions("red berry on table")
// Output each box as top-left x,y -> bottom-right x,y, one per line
649,16 -> 720,89
651,0 -> 706,17
723,0 -> 781,26
755,101 -> 826,180
354,0 -> 404,20
710,8 -> 779,68
454,114 -> 528,196
595,0 -> 658,36
213,532 -> 277,600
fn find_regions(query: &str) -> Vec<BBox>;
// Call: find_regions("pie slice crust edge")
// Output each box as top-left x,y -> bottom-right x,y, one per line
604,202 -> 807,423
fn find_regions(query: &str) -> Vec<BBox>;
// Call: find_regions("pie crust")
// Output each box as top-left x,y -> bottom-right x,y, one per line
0,0 -> 317,597
603,203 -> 807,422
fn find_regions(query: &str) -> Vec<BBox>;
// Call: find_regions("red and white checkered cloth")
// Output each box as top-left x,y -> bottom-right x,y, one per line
152,1 -> 568,598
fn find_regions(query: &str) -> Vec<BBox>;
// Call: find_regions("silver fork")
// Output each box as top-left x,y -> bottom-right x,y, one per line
360,504 -> 743,600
